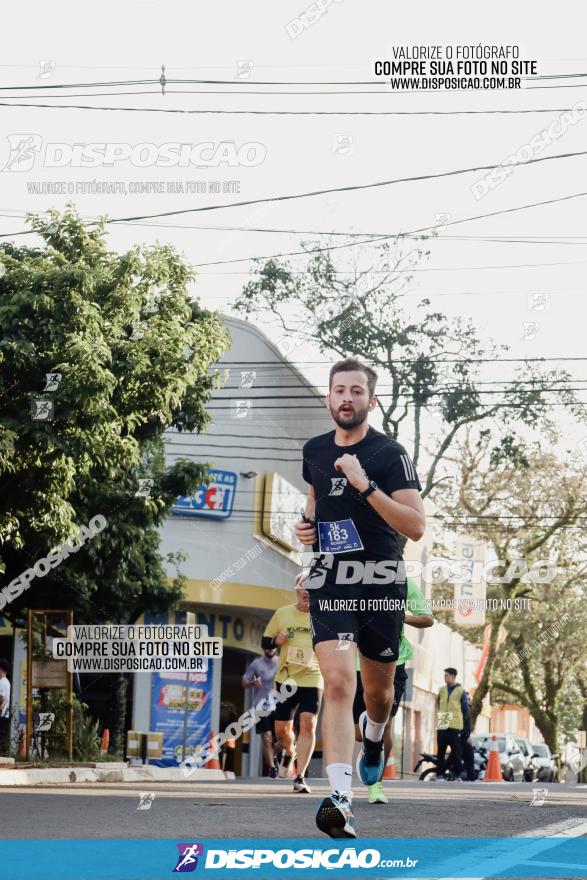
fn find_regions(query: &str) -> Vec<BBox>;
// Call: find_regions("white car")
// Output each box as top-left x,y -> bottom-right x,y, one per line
531,743 -> 558,782
515,737 -> 539,782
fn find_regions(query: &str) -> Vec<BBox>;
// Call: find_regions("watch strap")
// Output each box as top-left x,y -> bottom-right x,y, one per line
361,480 -> 377,498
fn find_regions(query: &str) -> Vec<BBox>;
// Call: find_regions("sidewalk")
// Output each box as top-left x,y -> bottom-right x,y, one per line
0,761 -> 230,786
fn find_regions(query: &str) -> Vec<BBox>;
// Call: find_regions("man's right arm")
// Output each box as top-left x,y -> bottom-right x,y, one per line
242,661 -> 258,688
294,486 -> 316,545
261,610 -> 280,651
305,484 -> 316,519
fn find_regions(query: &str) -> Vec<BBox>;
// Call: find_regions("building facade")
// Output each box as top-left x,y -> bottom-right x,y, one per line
132,316 -> 333,773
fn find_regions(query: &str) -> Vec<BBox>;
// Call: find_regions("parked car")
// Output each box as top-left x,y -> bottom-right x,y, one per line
470,734 -> 525,781
515,737 -> 539,781
531,743 -> 558,782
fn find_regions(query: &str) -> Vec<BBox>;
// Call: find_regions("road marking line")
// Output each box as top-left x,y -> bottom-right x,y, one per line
437,818 -> 587,879
518,817 -> 587,837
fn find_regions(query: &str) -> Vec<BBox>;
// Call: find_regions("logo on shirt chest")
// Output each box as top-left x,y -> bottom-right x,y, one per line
329,477 -> 347,496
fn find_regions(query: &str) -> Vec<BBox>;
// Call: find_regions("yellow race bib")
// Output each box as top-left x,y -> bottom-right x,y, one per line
286,645 -> 315,668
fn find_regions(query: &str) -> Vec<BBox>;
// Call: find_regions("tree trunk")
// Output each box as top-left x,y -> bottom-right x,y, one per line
470,611 -> 508,726
531,712 -> 558,754
110,673 -> 129,757
578,678 -> 587,783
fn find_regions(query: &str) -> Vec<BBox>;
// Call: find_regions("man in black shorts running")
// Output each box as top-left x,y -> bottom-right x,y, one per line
295,357 -> 425,838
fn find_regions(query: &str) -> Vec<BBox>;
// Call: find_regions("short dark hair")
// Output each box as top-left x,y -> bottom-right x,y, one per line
329,358 -> 378,397
0,659 -> 9,675
444,667 -> 458,677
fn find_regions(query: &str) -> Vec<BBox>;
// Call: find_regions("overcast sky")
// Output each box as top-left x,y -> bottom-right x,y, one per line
2,0 -> 587,455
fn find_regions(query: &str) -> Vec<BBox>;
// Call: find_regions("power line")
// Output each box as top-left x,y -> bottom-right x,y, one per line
85,150 -> 587,226
201,401 -> 587,409
0,77 -> 396,92
164,192 -> 587,268
0,91 -> 165,100
166,431 -> 311,441
5,100 -> 587,116
182,383 -> 587,393
0,67 -> 585,81
213,356 -> 587,365
0,79 -> 156,90
200,257 -> 587,271
4,209 -> 587,248
182,387 -> 587,400
2,89 -> 415,98
2,186 -> 587,265
160,499 -> 587,520
4,85 -> 587,99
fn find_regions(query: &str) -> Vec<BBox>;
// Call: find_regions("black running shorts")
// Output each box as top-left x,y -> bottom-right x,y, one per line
309,578 -> 407,663
273,685 -> 323,721
352,663 -> 408,724
255,712 -> 275,735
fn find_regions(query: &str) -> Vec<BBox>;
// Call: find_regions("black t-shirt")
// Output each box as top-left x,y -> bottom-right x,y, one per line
302,427 -> 421,564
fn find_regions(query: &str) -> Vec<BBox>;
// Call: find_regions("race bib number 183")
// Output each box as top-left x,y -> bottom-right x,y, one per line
318,519 -> 364,554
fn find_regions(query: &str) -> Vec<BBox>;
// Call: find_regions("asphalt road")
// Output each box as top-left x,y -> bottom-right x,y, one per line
1,777 -> 586,840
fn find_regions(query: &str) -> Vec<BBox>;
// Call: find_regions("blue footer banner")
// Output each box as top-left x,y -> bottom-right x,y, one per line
2,838 -> 587,879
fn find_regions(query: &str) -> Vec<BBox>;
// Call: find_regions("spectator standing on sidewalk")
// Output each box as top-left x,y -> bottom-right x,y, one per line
460,692 -> 476,780
0,659 -> 11,755
436,667 -> 470,779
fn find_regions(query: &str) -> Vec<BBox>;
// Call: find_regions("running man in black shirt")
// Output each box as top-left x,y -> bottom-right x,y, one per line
295,358 -> 425,838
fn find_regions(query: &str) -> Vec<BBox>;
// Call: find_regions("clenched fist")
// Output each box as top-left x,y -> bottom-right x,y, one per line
334,453 -> 369,492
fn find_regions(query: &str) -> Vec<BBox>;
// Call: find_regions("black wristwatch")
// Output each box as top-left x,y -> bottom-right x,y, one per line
360,480 -> 377,498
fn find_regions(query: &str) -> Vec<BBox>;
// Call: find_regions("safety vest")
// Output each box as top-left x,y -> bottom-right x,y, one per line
438,684 -> 464,730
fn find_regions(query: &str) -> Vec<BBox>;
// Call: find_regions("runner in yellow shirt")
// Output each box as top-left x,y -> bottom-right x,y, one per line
262,574 -> 323,793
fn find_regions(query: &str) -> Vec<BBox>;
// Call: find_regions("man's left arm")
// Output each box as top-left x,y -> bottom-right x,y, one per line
364,487 -> 425,542
405,582 -> 434,628
461,690 -> 471,738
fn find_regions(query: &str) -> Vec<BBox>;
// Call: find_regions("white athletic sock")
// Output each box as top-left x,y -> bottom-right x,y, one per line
364,714 -> 387,742
326,762 -> 353,798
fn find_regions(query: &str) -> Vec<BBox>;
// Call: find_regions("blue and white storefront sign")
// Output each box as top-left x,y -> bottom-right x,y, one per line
172,469 -> 237,520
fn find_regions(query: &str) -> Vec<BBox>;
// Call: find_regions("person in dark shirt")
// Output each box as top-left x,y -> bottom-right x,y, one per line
295,357 -> 425,838
460,692 -> 476,780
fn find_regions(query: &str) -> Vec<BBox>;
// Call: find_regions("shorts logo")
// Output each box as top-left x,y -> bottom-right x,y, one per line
173,843 -> 204,872
329,477 -> 347,496
336,632 -> 354,651
379,647 -> 395,658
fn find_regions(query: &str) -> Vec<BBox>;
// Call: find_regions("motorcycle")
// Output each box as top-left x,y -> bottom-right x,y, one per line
414,751 -> 448,781
415,745 -> 488,781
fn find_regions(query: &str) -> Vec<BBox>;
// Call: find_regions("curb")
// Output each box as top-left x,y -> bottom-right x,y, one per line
0,766 -> 227,786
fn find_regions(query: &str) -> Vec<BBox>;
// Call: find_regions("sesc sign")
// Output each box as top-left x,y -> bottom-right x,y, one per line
172,470 -> 237,520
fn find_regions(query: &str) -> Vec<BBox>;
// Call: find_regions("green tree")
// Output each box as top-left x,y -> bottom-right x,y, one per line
0,208 -> 230,750
491,574 -> 587,752
234,238 -> 584,502
437,431 -> 587,733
